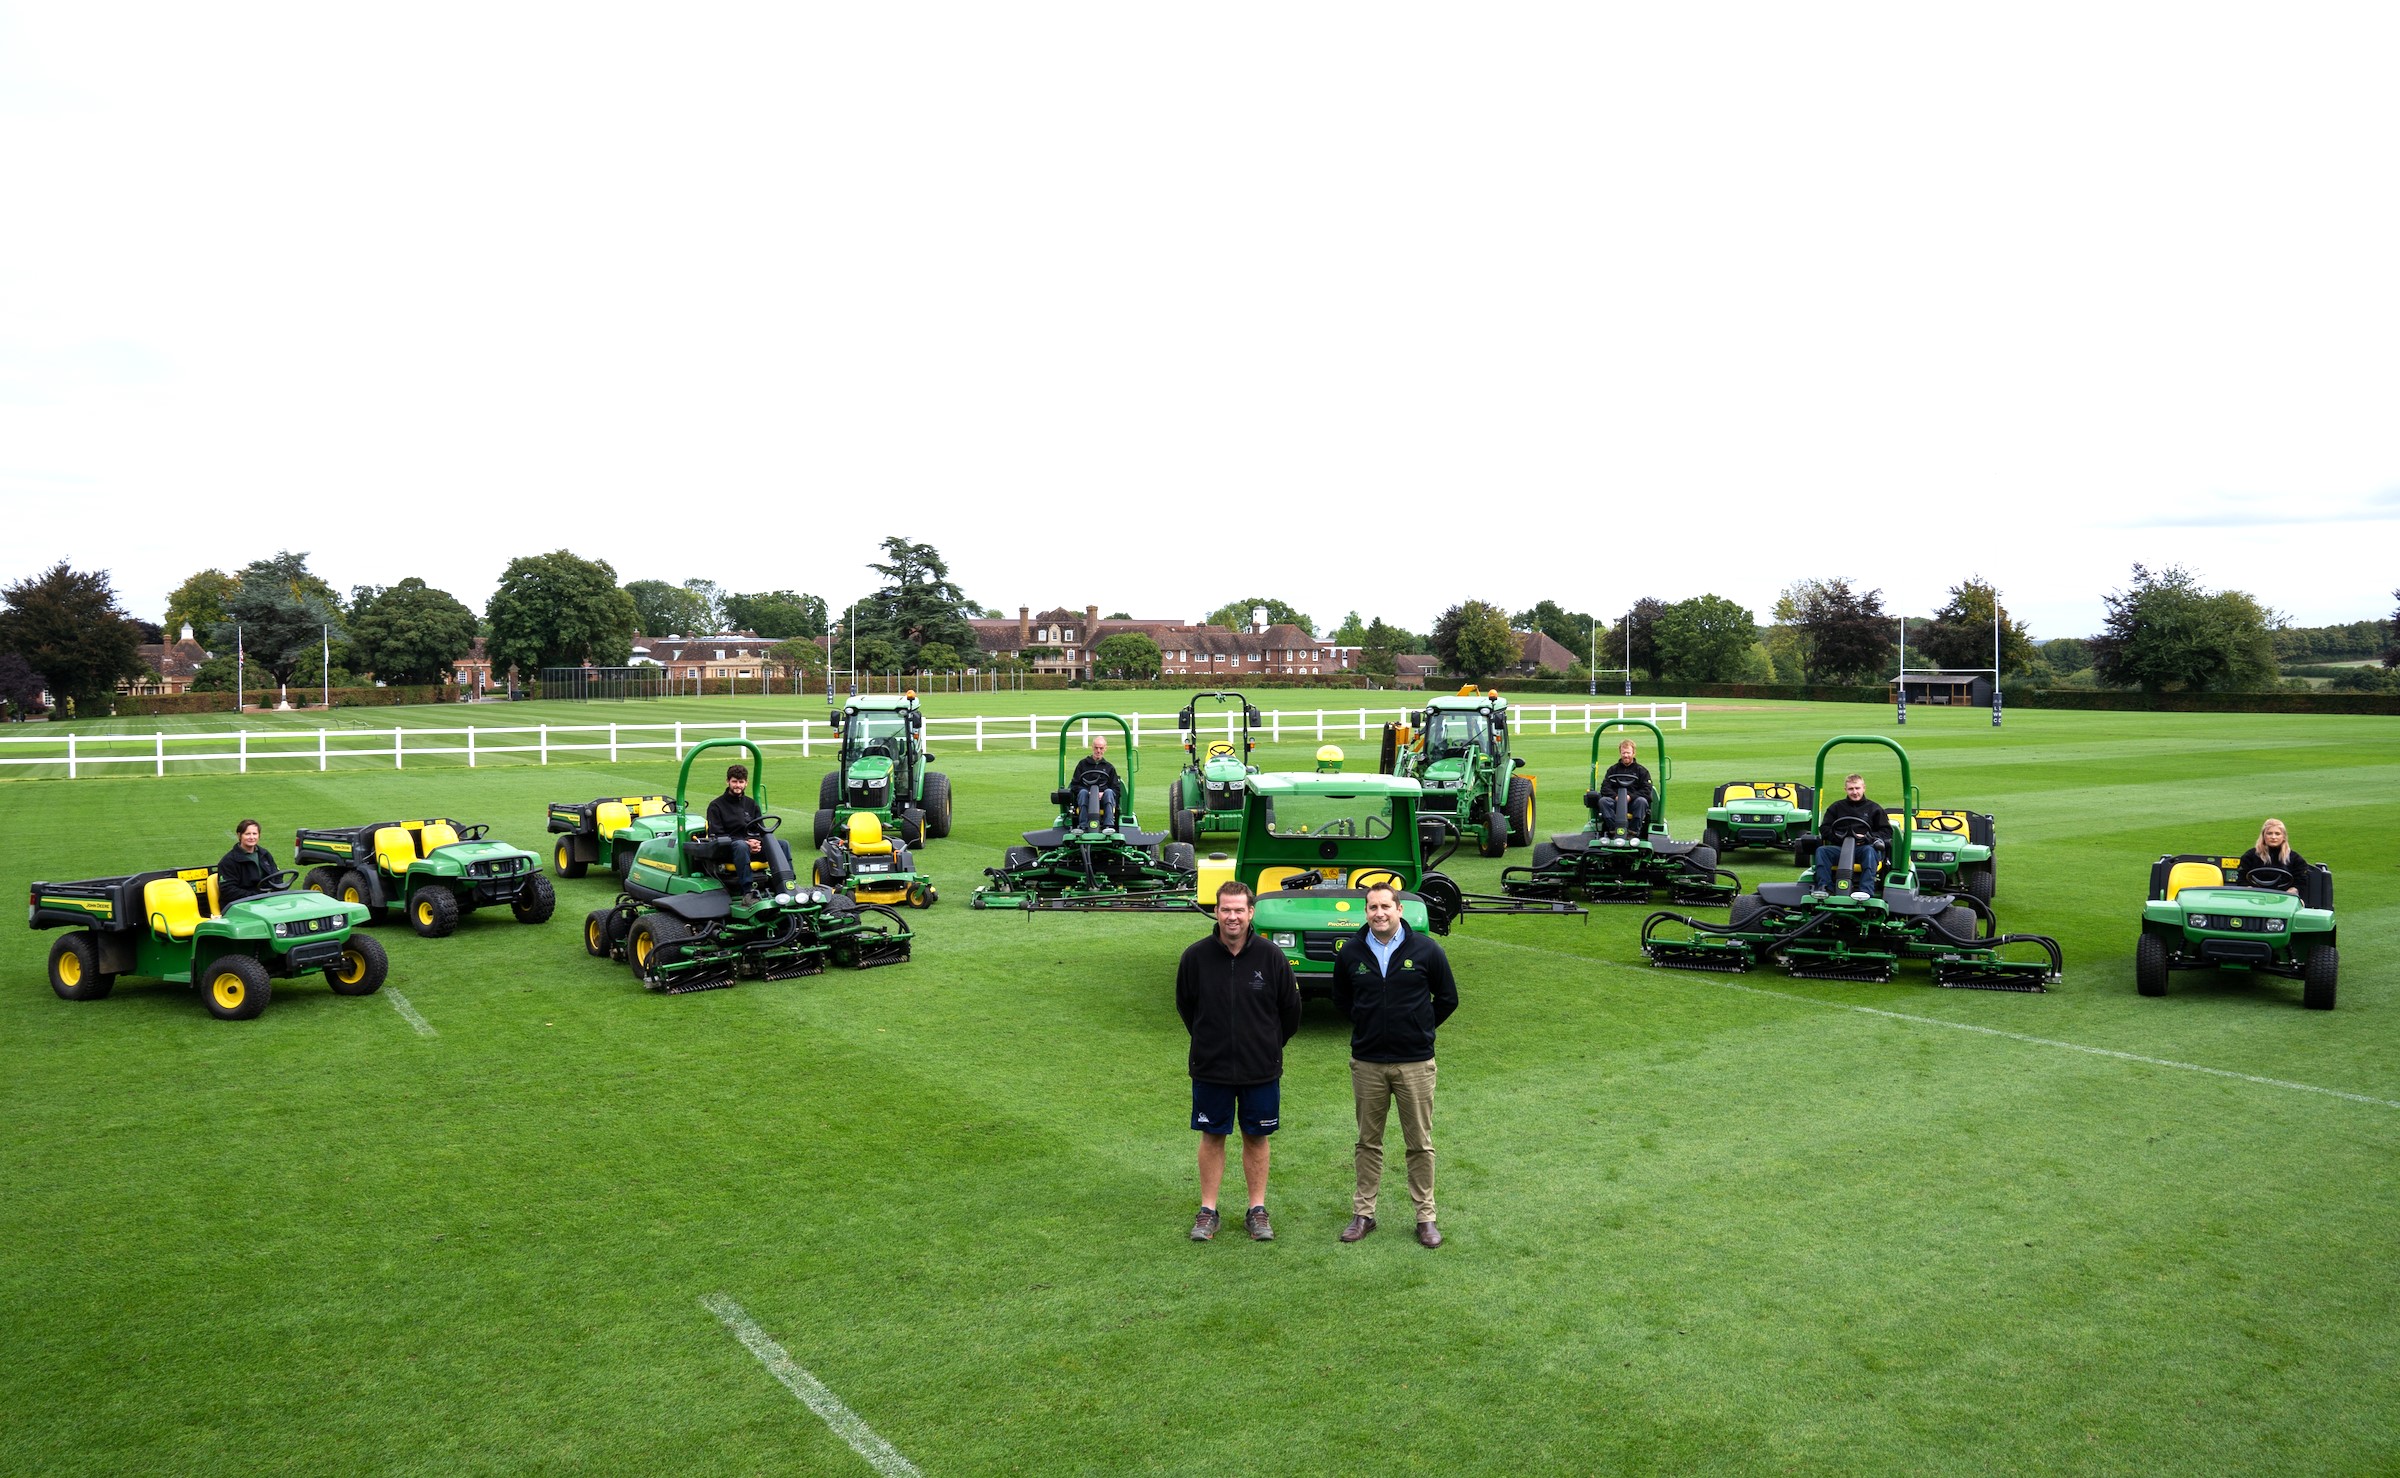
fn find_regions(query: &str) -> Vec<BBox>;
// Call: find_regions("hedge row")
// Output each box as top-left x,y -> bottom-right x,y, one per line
116,685 -> 463,717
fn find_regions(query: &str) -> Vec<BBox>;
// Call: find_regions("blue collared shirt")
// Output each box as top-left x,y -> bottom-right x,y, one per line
1364,921 -> 1407,976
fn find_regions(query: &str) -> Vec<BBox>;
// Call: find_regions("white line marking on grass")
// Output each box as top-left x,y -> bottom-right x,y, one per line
383,988 -> 436,1037
701,1294 -> 921,1477
1466,936 -> 2400,1111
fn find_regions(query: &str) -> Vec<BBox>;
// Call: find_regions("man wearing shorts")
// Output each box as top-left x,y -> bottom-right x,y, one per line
1175,880 -> 1302,1242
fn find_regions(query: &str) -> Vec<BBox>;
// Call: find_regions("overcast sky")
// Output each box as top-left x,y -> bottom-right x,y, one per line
5,3 -> 2397,645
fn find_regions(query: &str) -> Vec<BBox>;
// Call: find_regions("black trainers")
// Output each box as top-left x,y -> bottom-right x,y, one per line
1246,1205 -> 1274,1241
1190,1206 -> 1220,1242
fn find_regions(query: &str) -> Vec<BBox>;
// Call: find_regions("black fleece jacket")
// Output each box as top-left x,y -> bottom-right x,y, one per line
1818,796 -> 1891,844
707,790 -> 765,838
1175,931 -> 1301,1084
216,845 -> 282,905
1330,925 -> 1459,1064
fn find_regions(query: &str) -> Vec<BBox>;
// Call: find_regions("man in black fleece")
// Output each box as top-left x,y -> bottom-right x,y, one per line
1595,737 -> 1654,841
1070,735 -> 1120,830
216,819 -> 284,906
1331,881 -> 1459,1248
1812,771 -> 1891,895
1174,880 -> 1301,1243
703,764 -> 796,894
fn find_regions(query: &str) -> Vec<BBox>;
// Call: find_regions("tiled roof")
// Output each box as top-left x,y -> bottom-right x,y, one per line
1513,630 -> 1578,671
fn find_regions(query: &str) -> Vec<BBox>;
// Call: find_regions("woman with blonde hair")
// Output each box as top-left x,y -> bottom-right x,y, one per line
2236,818 -> 2308,894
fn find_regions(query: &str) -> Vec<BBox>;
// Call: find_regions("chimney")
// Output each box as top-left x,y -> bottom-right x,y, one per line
1086,604 -> 1099,632
1018,606 -> 1029,645
1252,605 -> 1267,635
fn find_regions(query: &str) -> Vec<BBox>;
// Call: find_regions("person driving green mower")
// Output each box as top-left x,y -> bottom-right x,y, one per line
1812,772 -> 1892,897
702,764 -> 797,896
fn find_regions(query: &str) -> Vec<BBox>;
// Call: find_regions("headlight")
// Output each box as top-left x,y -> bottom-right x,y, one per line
1272,932 -> 1297,948
2189,914 -> 2209,928
2265,919 -> 2285,933
1931,852 -> 1955,864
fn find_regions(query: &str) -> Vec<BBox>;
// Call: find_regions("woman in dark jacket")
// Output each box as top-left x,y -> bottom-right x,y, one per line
2235,817 -> 2307,894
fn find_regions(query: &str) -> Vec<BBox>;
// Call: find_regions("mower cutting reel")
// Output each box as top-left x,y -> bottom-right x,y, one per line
972,712 -> 1199,911
1501,719 -> 1738,906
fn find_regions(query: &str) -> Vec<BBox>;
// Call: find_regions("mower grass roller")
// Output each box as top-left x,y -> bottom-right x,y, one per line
813,811 -> 938,909
546,793 -> 681,882
1381,685 -> 1534,858
1232,771 -> 1586,995
813,693 -> 952,847
970,712 -> 1199,911
295,817 -> 555,938
1165,691 -> 1262,846
586,738 -> 912,993
1501,719 -> 1738,906
2136,854 -> 2338,1009
30,862 -> 386,1020
1640,736 -> 2062,991
1699,780 -> 1817,861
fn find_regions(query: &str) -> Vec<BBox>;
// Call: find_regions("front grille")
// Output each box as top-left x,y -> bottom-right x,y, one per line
1301,931 -> 1346,961
847,782 -> 884,809
2200,938 -> 2274,964
285,939 -> 343,971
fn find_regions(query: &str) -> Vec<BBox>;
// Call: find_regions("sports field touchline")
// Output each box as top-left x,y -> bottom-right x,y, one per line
700,1294 -> 922,1478
1470,935 -> 2400,1112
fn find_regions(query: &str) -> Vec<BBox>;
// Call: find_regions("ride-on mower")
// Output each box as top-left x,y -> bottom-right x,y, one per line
31,863 -> 386,1020
547,793 -> 680,881
814,812 -> 938,909
971,712 -> 1198,910
814,693 -> 951,847
1699,780 -> 1816,861
1381,686 -> 1533,857
585,738 -> 911,992
295,818 -> 555,938
2135,854 -> 2338,1009
1640,736 -> 2062,990
1166,691 -> 1262,845
1501,719 -> 1737,905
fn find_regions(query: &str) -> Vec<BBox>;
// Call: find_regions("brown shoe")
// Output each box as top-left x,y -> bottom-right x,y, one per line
1245,1205 -> 1274,1241
1190,1206 -> 1220,1242
1340,1215 -> 1376,1243
1416,1221 -> 1442,1248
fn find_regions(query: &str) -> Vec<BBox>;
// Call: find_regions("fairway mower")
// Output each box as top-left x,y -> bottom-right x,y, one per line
2135,854 -> 2338,1009
547,793 -> 680,882
586,738 -> 912,992
1699,780 -> 1817,862
971,712 -> 1199,911
31,864 -> 386,1020
1382,686 -> 1534,857
1501,719 -> 1738,906
814,811 -> 938,909
1640,736 -> 2062,991
1231,771 -> 1585,994
1166,691 -> 1262,845
295,818 -> 554,938
814,693 -> 951,847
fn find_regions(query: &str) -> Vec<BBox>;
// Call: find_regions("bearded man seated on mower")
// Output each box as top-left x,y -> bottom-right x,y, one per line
1071,736 -> 1121,831
1595,740 -> 1654,842
703,763 -> 796,895
1812,773 -> 1891,897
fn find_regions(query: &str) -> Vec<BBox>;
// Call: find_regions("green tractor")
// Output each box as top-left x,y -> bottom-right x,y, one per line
295,818 -> 555,938
1501,719 -> 1737,905
1640,736 -> 2062,991
31,863 -> 387,1020
971,713 -> 1199,910
586,738 -> 912,992
814,693 -> 952,847
1381,685 -> 1534,858
546,793 -> 681,882
1699,780 -> 1817,861
1166,691 -> 1262,846
1231,772 -> 1585,995
2136,854 -> 2338,1009
813,811 -> 939,910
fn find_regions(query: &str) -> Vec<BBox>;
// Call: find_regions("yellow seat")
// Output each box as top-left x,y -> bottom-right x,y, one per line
1346,867 -> 1406,895
1205,741 -> 1236,761
1257,865 -> 1345,892
633,797 -> 670,818
373,826 -> 418,876
1723,782 -> 1795,804
595,802 -> 634,839
144,877 -> 203,940
846,813 -> 894,856
420,821 -> 462,852
2165,861 -> 2225,900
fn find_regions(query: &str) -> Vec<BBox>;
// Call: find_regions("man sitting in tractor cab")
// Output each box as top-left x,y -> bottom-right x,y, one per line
1071,735 -> 1121,831
702,763 -> 796,895
1812,772 -> 1892,897
216,818 -> 285,906
1594,740 -> 1654,842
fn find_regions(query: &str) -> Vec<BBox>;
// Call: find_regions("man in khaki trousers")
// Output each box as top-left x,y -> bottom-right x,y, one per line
1330,882 -> 1460,1248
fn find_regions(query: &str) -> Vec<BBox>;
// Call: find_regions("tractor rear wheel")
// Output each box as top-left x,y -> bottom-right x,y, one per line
819,772 -> 841,808
2302,945 -> 2338,1010
554,839 -> 588,878
513,873 -> 557,924
48,933 -> 114,1001
1505,777 -> 1536,848
2135,932 -> 2169,996
923,773 -> 953,838
337,869 -> 379,922
201,954 -> 272,1020
326,935 -> 388,995
302,866 -> 342,895
812,809 -> 836,848
409,888 -> 461,939
1965,863 -> 1996,903
627,914 -> 691,989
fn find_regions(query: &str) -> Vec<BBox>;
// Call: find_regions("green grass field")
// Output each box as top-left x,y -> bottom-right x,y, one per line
6,700 -> 2396,1474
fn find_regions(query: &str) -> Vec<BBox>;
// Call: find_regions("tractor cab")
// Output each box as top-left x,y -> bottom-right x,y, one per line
816,693 -> 951,847
1168,692 -> 1263,844
1384,686 -> 1530,858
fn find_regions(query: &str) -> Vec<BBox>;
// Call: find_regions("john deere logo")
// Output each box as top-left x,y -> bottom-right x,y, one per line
1402,959 -> 1416,971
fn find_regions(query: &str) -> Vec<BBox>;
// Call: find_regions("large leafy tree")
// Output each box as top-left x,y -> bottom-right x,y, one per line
1654,594 -> 1757,682
211,551 -> 343,688
1206,596 -> 1314,634
723,590 -> 828,641
2386,589 -> 2400,668
1093,632 -> 1162,679
0,562 -> 149,711
487,550 -> 639,680
1604,597 -> 1668,679
0,650 -> 50,716
164,568 -> 241,641
767,638 -> 829,687
1330,611 -> 1369,645
1915,577 -> 2038,675
623,579 -> 715,637
2090,564 -> 2279,693
852,536 -> 979,667
349,578 -> 480,685
1778,578 -> 1891,684
1431,600 -> 1521,678
1358,618 -> 1406,678
1513,600 -> 1602,662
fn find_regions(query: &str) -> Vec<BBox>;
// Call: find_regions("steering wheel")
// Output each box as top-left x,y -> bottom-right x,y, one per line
1205,742 -> 1236,761
260,868 -> 301,892
1825,816 -> 1876,843
1603,774 -> 1640,792
1279,869 -> 1326,891
2240,864 -> 2295,891
1924,814 -> 1966,834
758,814 -> 782,833
459,823 -> 491,841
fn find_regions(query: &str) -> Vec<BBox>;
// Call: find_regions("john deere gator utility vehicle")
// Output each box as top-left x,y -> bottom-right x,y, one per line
1640,736 -> 2061,991
814,693 -> 951,847
1699,780 -> 1816,861
547,793 -> 680,881
585,738 -> 911,992
2135,853 -> 2338,1008
1887,808 -> 1998,902
1167,691 -> 1262,845
814,812 -> 937,909
1502,719 -> 1736,906
1381,686 -> 1534,858
971,713 -> 1198,910
1230,772 -> 1585,996
296,818 -> 554,938
32,863 -> 386,1020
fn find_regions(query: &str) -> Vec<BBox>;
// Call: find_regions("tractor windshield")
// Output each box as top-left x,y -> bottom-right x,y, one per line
1421,711 -> 1489,759
1265,793 -> 1396,840
846,712 -> 908,760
